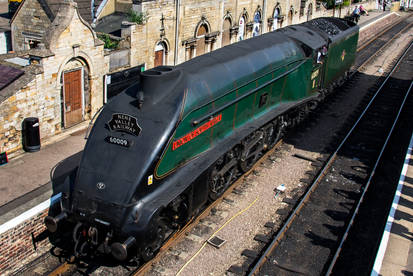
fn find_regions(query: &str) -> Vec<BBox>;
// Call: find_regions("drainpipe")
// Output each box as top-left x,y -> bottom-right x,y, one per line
262,0 -> 267,34
174,0 -> 180,65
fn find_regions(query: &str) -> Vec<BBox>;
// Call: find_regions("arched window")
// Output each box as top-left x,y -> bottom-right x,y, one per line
222,17 -> 232,46
307,3 -> 313,21
272,7 -> 281,31
238,15 -> 246,41
300,0 -> 306,17
154,41 -> 167,67
196,23 -> 208,56
253,11 -> 261,37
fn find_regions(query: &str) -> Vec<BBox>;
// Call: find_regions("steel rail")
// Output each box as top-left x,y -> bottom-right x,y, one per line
247,39 -> 413,276
326,79 -> 413,275
356,16 -> 407,52
352,19 -> 413,78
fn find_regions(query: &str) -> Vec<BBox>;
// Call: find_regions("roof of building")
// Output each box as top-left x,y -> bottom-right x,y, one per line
11,0 -> 104,24
94,12 -> 129,36
0,65 -> 24,91
0,50 -> 48,104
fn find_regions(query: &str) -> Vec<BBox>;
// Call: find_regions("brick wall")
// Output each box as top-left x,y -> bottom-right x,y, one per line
0,207 -> 52,275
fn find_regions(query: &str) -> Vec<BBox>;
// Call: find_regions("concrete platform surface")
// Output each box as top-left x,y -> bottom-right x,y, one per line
372,133 -> 413,275
0,122 -> 88,211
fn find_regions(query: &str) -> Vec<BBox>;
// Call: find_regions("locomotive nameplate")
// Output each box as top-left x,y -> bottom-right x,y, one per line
105,136 -> 132,147
108,113 -> 141,136
172,114 -> 222,151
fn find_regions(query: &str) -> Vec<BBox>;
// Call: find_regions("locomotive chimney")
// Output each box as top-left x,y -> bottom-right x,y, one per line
139,66 -> 183,106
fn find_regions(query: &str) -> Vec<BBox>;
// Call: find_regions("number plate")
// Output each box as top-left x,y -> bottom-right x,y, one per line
105,136 -> 131,147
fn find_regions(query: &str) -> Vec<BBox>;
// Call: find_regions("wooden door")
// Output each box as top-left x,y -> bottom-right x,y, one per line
154,49 -> 164,67
222,19 -> 231,46
63,69 -> 83,128
197,38 -> 205,56
288,10 -> 293,25
196,24 -> 207,56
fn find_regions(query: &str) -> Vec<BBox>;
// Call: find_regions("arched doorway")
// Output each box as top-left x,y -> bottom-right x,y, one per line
154,41 -> 167,67
307,3 -> 313,21
253,11 -> 261,37
222,17 -> 232,46
196,23 -> 208,56
61,58 -> 91,128
272,7 -> 281,31
238,15 -> 246,41
288,8 -> 293,25
300,0 -> 306,17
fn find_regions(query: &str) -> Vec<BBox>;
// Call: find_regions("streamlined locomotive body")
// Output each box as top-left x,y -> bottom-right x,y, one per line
45,17 -> 359,261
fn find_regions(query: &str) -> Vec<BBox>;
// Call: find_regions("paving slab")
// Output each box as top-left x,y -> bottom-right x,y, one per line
0,122 -> 88,210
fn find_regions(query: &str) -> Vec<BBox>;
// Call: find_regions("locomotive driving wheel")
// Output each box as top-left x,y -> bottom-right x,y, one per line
141,218 -> 167,262
239,130 -> 265,172
264,116 -> 285,150
208,150 -> 238,201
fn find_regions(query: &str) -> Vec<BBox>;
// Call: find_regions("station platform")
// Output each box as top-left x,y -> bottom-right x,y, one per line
371,133 -> 413,275
0,122 -> 88,225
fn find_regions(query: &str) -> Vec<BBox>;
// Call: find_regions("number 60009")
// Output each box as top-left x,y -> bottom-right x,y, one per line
106,136 -> 130,147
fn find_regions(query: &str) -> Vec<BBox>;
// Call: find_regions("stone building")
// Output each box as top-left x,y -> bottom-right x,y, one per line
0,1 -> 106,154
121,0 -> 330,70
1,0 -> 365,155
10,0 -> 107,51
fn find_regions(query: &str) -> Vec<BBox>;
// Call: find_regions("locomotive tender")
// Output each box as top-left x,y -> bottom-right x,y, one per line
45,17 -> 359,261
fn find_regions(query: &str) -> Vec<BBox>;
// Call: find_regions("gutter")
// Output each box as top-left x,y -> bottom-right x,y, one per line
174,0 -> 180,65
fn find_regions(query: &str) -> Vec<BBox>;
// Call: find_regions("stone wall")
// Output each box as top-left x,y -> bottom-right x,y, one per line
123,0 -> 354,69
0,68 -> 60,154
43,2 -> 106,116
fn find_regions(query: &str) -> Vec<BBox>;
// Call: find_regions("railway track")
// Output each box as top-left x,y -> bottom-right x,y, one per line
244,41 -> 413,276
355,15 -> 413,70
16,16 -> 411,276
